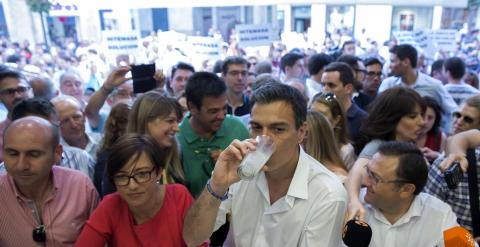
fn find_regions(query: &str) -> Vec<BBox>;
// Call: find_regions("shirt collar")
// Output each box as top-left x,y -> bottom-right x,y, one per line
285,146 -> 310,204
179,112 -> 227,144
7,166 -> 59,202
347,102 -> 360,118
254,146 -> 309,209
366,193 -> 422,227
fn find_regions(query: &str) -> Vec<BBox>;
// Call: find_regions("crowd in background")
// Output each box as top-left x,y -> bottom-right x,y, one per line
0,24 -> 480,246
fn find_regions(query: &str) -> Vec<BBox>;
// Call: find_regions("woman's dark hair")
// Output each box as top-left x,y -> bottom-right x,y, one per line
107,134 -> 166,186
423,96 -> 443,135
355,87 -> 426,154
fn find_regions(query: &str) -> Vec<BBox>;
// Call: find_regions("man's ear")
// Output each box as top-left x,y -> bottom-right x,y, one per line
187,101 -> 198,114
399,183 -> 416,198
54,144 -> 63,165
297,122 -> 307,144
345,83 -> 354,95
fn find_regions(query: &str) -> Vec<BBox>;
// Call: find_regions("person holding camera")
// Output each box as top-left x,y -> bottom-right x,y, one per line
424,94 -> 480,238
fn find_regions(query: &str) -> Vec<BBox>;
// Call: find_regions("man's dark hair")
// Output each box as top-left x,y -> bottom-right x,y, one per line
250,83 -> 306,129
389,44 -> 418,68
430,59 -> 445,75
378,141 -> 428,195
280,52 -> 304,72
0,69 -> 26,85
185,72 -> 226,110
11,98 -> 57,121
6,54 -> 21,64
308,53 -> 334,75
212,60 -> 224,74
323,62 -> 355,86
341,40 -> 355,51
364,57 -> 383,68
444,57 -> 466,80
222,56 -> 248,75
336,55 -> 360,70
171,62 -> 195,79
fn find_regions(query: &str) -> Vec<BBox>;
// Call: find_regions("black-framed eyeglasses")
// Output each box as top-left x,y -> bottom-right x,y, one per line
113,167 -> 156,186
0,86 -> 31,96
453,112 -> 475,124
32,225 -> 46,242
365,166 -> 412,186
366,71 -> 383,78
355,69 -> 367,75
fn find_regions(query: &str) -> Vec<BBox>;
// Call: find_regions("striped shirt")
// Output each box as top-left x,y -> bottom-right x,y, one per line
0,166 -> 99,246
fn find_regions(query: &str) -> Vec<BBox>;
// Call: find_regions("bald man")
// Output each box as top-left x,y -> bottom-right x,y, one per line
0,116 -> 98,246
52,95 -> 101,159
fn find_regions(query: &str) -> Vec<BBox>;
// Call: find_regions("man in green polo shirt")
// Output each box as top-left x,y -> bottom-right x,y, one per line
178,71 -> 249,197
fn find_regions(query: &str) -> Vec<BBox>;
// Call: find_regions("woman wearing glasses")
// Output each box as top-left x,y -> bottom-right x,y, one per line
346,87 -> 426,222
310,92 -> 356,170
102,91 -> 185,196
75,134 -> 200,246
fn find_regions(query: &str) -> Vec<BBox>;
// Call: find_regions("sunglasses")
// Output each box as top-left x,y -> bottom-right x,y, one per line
320,92 -> 337,102
32,225 -> 46,242
453,112 -> 475,124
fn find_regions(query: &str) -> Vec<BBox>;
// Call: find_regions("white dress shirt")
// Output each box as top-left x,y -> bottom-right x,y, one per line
215,147 -> 347,247
361,189 -> 459,247
306,78 -> 323,105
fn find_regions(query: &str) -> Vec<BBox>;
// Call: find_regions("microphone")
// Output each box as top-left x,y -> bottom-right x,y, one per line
342,219 -> 372,247
443,226 -> 475,247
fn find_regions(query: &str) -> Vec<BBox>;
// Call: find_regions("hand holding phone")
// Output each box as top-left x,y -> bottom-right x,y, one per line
131,64 -> 156,94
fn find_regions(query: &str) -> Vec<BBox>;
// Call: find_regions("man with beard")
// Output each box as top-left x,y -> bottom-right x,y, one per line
0,69 -> 32,162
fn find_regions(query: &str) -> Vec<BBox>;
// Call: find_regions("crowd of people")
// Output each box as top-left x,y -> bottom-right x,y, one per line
0,26 -> 480,246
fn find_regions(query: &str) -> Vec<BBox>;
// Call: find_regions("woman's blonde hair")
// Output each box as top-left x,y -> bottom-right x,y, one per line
127,91 -> 184,183
305,111 -> 347,173
311,92 -> 350,146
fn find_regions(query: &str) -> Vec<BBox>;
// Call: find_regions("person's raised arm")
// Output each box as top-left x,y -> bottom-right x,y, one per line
85,66 -> 131,128
344,157 -> 369,221
183,139 -> 256,247
440,129 -> 480,172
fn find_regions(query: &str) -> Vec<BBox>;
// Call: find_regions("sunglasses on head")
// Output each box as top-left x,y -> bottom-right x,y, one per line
453,112 -> 475,124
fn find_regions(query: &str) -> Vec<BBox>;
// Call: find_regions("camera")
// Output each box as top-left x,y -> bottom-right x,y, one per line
444,161 -> 463,190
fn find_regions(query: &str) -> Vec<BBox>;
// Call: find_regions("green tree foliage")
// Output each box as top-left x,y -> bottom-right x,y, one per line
26,0 -> 51,14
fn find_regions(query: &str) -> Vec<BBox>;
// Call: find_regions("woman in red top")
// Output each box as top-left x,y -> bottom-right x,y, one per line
75,134 -> 198,247
416,96 -> 446,163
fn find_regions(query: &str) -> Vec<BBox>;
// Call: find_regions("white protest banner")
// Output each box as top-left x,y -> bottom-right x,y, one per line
393,30 -> 435,58
187,36 -> 222,61
428,29 -> 458,52
236,24 -> 272,48
281,32 -> 308,51
102,31 -> 140,56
